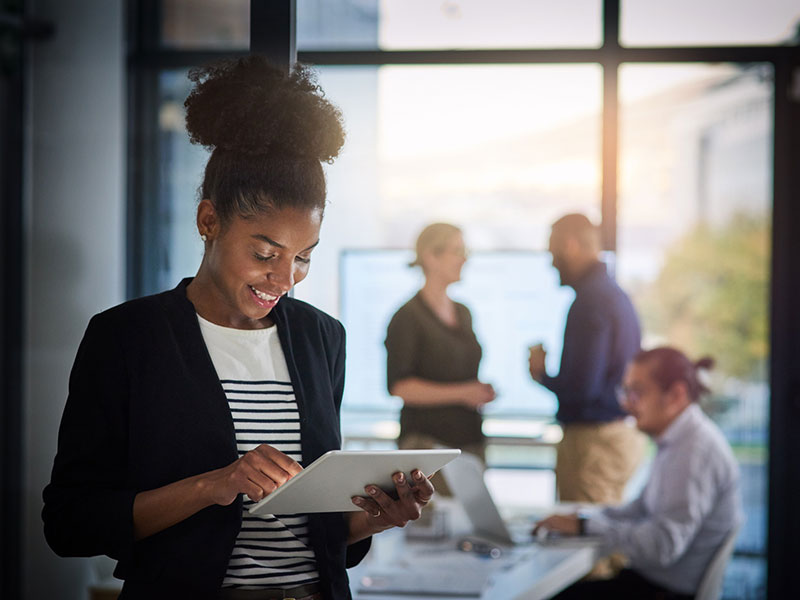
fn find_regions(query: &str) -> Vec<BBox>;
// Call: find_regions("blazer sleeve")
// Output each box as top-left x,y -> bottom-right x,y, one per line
42,314 -> 137,563
333,320 -> 374,566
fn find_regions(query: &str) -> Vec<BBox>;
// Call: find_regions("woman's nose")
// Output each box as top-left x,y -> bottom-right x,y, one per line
267,258 -> 295,292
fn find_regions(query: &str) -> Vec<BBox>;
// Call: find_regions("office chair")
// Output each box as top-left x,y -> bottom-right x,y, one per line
695,525 -> 741,600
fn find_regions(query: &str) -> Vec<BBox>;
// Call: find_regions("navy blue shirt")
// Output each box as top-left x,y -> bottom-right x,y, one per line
540,262 -> 641,424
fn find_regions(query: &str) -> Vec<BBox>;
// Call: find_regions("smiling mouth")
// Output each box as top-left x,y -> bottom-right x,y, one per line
249,285 -> 280,303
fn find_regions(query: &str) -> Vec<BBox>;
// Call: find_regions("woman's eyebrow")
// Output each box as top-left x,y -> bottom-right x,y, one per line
251,233 -> 283,248
251,234 -> 320,252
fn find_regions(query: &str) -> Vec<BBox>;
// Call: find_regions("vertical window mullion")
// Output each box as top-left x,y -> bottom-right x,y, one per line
600,0 -> 621,252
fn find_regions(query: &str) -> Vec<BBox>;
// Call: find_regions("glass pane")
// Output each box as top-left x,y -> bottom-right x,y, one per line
307,64 -> 600,448
618,63 -> 772,597
155,70 -> 208,291
306,63 -> 601,307
622,0 -> 800,47
161,0 -> 249,49
297,0 -> 379,50
298,0 -> 602,50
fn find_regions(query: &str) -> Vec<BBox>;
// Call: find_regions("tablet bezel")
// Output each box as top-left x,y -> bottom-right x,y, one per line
248,448 -> 460,515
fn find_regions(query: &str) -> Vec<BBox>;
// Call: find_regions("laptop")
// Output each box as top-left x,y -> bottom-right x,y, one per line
356,453 -> 534,597
441,452 -> 533,547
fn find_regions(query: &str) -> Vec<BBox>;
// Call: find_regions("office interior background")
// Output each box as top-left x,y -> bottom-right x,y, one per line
1,1 -> 799,598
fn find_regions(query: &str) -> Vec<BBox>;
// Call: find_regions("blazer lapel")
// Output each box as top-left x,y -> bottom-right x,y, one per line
160,278 -> 238,461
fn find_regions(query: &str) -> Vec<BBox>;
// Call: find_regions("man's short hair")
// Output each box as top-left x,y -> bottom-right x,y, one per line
551,213 -> 600,251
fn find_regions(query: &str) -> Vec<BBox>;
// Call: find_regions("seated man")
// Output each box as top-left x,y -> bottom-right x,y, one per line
535,347 -> 742,600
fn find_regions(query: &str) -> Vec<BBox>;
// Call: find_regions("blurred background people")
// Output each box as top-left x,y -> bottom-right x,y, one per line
529,213 -> 644,504
385,223 -> 496,475
535,346 -> 743,600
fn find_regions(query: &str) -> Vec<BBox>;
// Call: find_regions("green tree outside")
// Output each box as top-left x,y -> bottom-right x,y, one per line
636,213 -> 770,382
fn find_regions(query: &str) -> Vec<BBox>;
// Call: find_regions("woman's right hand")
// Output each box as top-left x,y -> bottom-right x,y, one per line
461,381 -> 496,408
201,444 -> 303,506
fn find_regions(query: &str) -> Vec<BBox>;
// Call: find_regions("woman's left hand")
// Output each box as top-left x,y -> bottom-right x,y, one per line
349,469 -> 434,540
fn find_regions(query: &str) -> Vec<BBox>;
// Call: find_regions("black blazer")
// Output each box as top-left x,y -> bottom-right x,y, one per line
43,279 -> 370,599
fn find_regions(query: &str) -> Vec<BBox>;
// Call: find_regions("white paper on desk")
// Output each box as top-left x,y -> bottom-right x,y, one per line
357,548 -> 513,597
358,565 -> 493,597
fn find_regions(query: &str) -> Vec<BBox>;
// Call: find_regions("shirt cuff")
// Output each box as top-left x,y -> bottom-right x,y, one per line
583,512 -> 612,537
538,372 -> 555,391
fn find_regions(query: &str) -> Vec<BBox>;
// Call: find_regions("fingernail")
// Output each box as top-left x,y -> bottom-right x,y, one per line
368,486 -> 377,495
353,497 -> 363,506
414,471 -> 423,480
395,473 -> 405,484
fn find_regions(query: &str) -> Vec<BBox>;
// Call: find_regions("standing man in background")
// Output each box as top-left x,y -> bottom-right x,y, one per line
529,213 -> 644,504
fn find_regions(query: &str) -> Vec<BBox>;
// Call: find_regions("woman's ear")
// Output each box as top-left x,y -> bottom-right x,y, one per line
418,248 -> 437,271
197,199 -> 220,240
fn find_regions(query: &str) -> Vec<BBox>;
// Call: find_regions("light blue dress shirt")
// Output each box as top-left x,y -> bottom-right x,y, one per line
586,403 -> 743,595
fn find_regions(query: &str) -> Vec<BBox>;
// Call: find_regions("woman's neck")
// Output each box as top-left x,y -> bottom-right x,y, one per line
420,280 -> 457,327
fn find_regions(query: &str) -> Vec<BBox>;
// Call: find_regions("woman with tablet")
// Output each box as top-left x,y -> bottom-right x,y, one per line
385,224 -> 497,470
42,56 -> 433,600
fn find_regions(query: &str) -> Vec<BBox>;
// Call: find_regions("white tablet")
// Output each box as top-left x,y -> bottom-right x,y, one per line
248,449 -> 460,515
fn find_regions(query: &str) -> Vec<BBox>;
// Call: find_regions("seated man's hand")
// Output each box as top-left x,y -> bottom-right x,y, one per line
533,513 -> 580,536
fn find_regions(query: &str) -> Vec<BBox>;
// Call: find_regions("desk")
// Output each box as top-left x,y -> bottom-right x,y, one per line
350,520 -> 598,600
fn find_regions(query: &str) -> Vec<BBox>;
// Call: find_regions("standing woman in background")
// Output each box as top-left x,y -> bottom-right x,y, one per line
385,223 -> 496,470
42,56 -> 433,600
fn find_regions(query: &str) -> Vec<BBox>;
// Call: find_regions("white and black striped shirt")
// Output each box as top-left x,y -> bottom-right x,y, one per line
197,315 -> 319,590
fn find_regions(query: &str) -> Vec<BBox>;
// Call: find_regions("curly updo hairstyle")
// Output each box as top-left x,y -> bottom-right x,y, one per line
633,346 -> 715,403
184,55 -> 345,225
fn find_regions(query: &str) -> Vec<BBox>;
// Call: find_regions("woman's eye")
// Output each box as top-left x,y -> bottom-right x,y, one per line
254,253 -> 275,262
296,255 -> 311,265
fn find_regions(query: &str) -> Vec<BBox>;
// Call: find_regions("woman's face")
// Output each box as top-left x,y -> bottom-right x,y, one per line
195,202 -> 322,329
424,233 -> 468,286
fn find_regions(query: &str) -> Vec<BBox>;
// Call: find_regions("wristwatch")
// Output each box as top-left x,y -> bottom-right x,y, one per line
577,514 -> 588,536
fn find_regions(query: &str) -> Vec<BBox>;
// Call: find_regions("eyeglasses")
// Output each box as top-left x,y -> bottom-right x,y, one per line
615,385 -> 642,408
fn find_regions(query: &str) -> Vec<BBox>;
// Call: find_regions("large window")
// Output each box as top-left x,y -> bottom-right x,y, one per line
617,62 -> 773,595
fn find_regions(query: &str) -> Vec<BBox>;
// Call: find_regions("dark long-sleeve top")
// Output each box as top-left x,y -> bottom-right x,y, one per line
42,278 -> 370,599
540,262 -> 641,424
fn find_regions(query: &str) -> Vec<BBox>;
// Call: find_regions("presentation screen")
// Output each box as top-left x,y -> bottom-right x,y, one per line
339,249 -> 575,423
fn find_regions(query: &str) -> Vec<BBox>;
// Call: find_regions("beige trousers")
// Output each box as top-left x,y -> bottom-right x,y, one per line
555,419 -> 646,504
